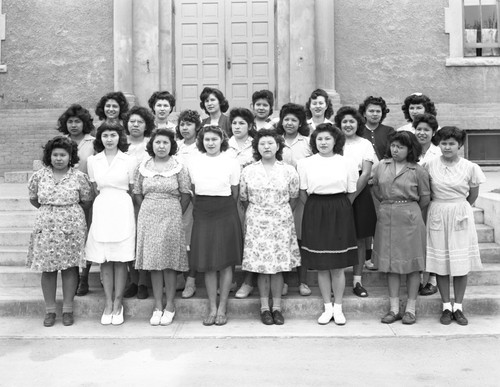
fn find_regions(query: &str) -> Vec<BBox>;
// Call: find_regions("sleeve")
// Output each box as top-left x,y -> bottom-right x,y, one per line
229,158 -> 241,186
288,166 -> 300,199
178,164 -> 192,194
297,159 -> 308,191
128,157 -> 137,185
239,168 -> 249,202
362,141 -> 375,164
416,165 -> 431,197
87,155 -> 95,182
132,165 -> 143,195
346,158 -> 359,193
77,172 -> 93,202
469,162 -> 486,187
27,170 -> 41,200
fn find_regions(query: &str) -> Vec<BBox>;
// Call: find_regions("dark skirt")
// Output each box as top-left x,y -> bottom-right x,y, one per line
352,184 -> 377,239
190,195 -> 243,272
301,193 -> 358,270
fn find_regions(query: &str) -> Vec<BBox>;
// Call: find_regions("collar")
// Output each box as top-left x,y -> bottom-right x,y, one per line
381,158 -> 417,169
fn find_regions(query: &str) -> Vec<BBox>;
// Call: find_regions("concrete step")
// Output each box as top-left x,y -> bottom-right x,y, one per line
3,171 -> 32,184
0,228 -> 31,246
479,243 -> 500,263
472,207 -> 484,224
0,246 -> 28,266
476,223 -> 495,243
0,197 -> 33,211
0,211 -> 36,228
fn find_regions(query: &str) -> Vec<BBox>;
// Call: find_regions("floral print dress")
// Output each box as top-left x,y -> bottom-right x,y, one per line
240,161 -> 301,274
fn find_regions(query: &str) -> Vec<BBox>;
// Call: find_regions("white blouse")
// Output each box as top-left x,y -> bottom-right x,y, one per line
283,134 -> 312,169
87,151 -> 136,190
188,152 -> 240,196
127,137 -> 149,167
343,136 -> 375,171
176,140 -> 201,167
418,143 -> 442,166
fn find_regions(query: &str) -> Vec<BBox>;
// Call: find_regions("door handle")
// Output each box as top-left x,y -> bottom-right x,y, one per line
227,57 -> 231,70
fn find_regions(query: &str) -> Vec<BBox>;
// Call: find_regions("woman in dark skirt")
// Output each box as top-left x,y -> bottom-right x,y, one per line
187,126 -> 243,326
297,123 -> 359,325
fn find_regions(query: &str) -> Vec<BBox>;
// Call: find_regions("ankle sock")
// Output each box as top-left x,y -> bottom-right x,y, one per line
260,297 -> 270,312
62,306 -> 73,313
429,275 -> 437,286
390,297 -> 400,315
333,303 -> 343,314
272,298 -> 282,312
45,306 -> 56,314
353,275 -> 362,288
324,302 -> 333,313
443,302 -> 452,311
406,299 -> 416,315
453,303 -> 463,312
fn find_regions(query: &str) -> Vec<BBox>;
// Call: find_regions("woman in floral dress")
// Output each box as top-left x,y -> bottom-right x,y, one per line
240,129 -> 300,325
27,136 -> 93,327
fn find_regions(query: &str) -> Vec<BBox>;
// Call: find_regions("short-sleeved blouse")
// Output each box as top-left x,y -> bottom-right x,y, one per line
361,124 -> 395,161
307,118 -> 332,131
188,152 -> 240,196
343,136 -> 375,171
70,134 -> 95,174
227,136 -> 254,168
176,140 -> 201,166
418,143 -> 441,166
283,134 -> 312,168
297,153 -> 358,194
87,151 -> 136,190
127,137 -> 149,166
373,159 -> 430,201
396,123 -> 414,133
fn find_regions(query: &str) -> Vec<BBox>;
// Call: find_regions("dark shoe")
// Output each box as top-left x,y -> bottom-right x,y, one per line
260,310 -> 274,325
402,311 -> 416,325
76,276 -> 89,296
43,313 -> 56,327
123,283 -> 138,298
453,310 -> 468,326
353,283 -> 368,298
419,283 -> 438,296
440,309 -> 453,325
137,285 -> 149,299
62,312 -> 74,326
418,283 -> 424,293
381,311 -> 402,324
272,310 -> 285,325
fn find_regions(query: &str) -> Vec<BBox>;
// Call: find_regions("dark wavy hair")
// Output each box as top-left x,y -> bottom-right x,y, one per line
412,113 -> 439,133
305,89 -> 334,120
93,122 -> 130,153
276,103 -> 310,137
334,106 -> 365,137
123,106 -> 156,137
401,93 -> 437,122
435,126 -> 467,146
56,104 -> 95,135
358,96 -> 390,123
196,125 -> 229,153
251,129 -> 284,161
199,87 -> 229,115
95,91 -> 129,121
146,128 -> 178,157
310,123 -> 345,155
148,91 -> 176,115
384,131 -> 422,163
176,110 -> 202,139
252,90 -> 274,116
229,108 -> 257,138
42,136 -> 79,167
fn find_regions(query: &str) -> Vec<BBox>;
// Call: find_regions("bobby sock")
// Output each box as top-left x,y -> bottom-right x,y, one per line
333,303 -> 343,314
443,302 -> 452,311
260,297 -> 270,312
353,275 -> 362,287
390,297 -> 400,314
272,298 -> 282,312
453,303 -> 463,312
429,275 -> 437,286
324,302 -> 333,313
406,299 -> 416,315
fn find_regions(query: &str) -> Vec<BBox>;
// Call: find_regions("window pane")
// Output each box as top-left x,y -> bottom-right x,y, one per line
463,1 -> 500,57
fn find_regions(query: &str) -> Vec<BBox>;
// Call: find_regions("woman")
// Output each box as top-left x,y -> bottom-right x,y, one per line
95,91 -> 129,126
297,123 -> 359,325
334,107 -> 377,298
372,131 -> 430,325
305,89 -> 334,132
134,129 -> 191,326
240,129 -> 300,325
187,126 -> 243,326
425,127 -> 485,326
27,136 -> 93,327
251,89 -> 277,130
227,107 -> 257,168
148,91 -> 177,131
397,93 -> 437,134
85,123 -> 136,325
199,87 -> 231,137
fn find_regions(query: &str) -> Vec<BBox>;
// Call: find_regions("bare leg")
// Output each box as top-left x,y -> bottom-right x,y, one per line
353,239 -> 366,277
41,271 -> 58,313
61,267 -> 78,312
317,270 -> 332,304
453,275 -> 468,304
150,270 -> 164,311
330,268 -> 345,304
164,269 -> 177,313
218,266 -> 233,316
406,271 -> 421,301
112,262 -> 128,314
270,273 -> 284,303
100,262 -> 114,314
437,274 -> 450,303
204,271 -> 218,316
258,274 -> 270,300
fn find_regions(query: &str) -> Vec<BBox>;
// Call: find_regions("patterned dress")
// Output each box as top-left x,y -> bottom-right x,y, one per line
27,167 -> 92,271
133,157 -> 191,271
240,161 -> 301,274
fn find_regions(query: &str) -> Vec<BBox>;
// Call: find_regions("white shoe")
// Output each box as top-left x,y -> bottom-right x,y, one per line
235,283 -> 253,298
160,310 -> 176,326
299,283 -> 312,296
317,309 -> 333,325
101,311 -> 112,325
333,310 -> 346,325
365,259 -> 377,271
111,306 -> 124,326
182,284 -> 196,298
150,309 -> 163,326
282,283 -> 288,296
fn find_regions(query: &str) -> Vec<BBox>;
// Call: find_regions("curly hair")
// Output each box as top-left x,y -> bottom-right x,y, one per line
95,91 -> 129,121
176,110 -> 202,139
384,131 -> 422,163
56,104 -> 95,135
148,91 -> 176,115
358,96 -> 390,123
334,106 -> 365,137
310,123 -> 345,155
276,103 -> 310,137
196,125 -> 229,153
42,136 -> 79,167
93,122 -> 130,153
305,89 -> 334,120
251,129 -> 284,161
146,128 -> 178,157
199,87 -> 229,115
401,93 -> 437,122
123,106 -> 156,137
412,113 -> 439,133
435,126 -> 466,146
252,90 -> 274,116
229,108 -> 257,138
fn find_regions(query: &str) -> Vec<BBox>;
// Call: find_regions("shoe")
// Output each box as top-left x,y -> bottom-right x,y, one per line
123,283 -> 138,298
381,311 -> 402,324
260,310 -> 274,325
333,310 -> 346,326
111,306 -> 124,325
272,310 -> 285,325
176,273 -> 186,291
364,259 -> 377,271
235,283 -> 254,298
402,311 -> 416,325
62,312 -> 74,326
419,283 -> 438,296
160,310 -> 176,326
299,283 -> 312,296
182,283 -> 196,298
440,309 -> 453,325
101,311 -> 113,325
282,283 -> 288,296
418,283 -> 424,293
203,314 -> 216,326
150,309 -> 163,326
76,277 -> 89,296
43,313 -> 56,327
353,283 -> 368,298
137,285 -> 149,299
215,314 -> 227,326
317,310 -> 333,325
453,310 -> 468,326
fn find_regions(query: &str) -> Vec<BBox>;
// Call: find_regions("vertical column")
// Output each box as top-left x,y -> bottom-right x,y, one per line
113,0 -> 135,104
159,0 -> 173,93
276,0 -> 290,108
0,0 -> 6,72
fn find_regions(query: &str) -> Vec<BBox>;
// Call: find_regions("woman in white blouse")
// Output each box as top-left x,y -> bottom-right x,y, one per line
188,126 -> 243,326
297,123 -> 359,325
